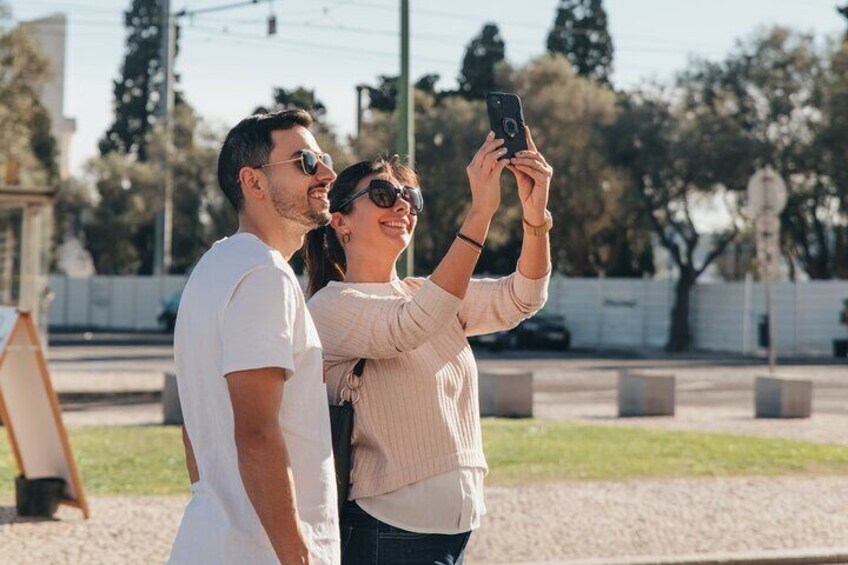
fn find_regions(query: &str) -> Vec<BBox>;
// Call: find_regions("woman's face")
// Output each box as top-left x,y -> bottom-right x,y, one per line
337,172 -> 418,259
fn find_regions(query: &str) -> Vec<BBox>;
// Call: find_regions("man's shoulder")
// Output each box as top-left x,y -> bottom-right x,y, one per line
213,233 -> 290,270
184,235 -> 296,308
194,234 -> 292,280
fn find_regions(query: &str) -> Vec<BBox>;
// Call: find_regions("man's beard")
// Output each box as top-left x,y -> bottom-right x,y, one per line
270,184 -> 331,230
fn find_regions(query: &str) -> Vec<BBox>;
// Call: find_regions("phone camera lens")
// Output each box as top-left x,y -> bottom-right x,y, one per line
503,117 -> 518,138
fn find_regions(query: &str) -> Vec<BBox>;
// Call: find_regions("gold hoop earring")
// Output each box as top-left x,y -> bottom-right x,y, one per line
342,232 -> 351,245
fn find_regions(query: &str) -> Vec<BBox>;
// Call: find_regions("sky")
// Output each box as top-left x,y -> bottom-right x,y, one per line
7,0 -> 846,176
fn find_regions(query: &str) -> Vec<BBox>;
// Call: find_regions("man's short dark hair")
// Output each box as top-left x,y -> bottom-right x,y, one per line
217,109 -> 314,211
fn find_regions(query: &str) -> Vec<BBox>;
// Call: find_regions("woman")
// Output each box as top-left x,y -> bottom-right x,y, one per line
305,129 -> 553,564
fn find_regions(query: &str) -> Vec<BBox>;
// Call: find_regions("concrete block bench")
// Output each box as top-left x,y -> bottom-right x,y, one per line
755,375 -> 812,419
162,372 -> 183,425
478,369 -> 534,418
618,372 -> 675,417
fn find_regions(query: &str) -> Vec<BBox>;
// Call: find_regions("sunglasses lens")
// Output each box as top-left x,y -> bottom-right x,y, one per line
321,153 -> 333,171
301,151 -> 319,175
369,181 -> 397,208
404,187 -> 423,215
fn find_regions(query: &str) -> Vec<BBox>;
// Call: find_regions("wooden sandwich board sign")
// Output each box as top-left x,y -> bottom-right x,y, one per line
0,307 -> 89,518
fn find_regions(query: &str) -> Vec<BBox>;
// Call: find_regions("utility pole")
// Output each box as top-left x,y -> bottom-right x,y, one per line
397,0 -> 415,276
154,0 -> 176,276
355,84 -> 368,138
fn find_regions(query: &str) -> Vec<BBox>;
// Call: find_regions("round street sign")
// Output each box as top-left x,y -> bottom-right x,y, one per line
747,166 -> 788,217
755,214 -> 781,240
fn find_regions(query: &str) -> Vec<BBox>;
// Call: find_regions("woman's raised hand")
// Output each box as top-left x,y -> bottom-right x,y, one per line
466,131 -> 510,219
508,127 -> 552,225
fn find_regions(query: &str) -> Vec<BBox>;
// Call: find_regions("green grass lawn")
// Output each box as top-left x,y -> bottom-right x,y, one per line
1,420 -> 847,497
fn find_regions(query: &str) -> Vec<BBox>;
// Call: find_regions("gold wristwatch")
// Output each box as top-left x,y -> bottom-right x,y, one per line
523,210 -> 553,236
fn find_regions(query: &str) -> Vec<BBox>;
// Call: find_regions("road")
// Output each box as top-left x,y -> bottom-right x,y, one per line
46,332 -> 848,443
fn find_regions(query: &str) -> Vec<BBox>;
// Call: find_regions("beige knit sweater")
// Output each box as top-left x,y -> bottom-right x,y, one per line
308,271 -> 549,499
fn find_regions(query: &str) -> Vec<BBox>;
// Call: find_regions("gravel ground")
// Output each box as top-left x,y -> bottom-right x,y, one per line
3,476 -> 848,564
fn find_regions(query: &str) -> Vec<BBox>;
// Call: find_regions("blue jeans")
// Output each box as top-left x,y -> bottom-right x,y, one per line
341,500 -> 471,565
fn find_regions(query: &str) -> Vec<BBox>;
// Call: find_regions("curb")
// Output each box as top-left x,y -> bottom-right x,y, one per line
504,547 -> 848,565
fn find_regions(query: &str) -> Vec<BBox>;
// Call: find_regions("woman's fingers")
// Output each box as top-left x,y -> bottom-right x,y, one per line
514,148 -> 550,167
494,156 -> 510,174
524,126 -> 538,152
512,163 -> 549,185
482,146 -> 508,172
472,134 -> 504,166
507,163 -> 531,183
511,156 -> 552,176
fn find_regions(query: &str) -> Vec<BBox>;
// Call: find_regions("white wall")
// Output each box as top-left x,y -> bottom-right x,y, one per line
49,275 -> 187,331
46,275 -> 848,356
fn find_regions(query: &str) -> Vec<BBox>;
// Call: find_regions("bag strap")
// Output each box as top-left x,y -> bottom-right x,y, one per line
340,359 -> 367,404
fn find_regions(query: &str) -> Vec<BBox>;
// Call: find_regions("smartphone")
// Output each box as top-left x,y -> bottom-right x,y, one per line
486,92 -> 528,159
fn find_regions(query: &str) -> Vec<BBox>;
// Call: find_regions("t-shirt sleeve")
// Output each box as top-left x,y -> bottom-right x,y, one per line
220,266 -> 297,380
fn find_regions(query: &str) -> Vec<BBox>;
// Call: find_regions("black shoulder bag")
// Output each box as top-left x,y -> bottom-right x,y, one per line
329,358 -> 366,517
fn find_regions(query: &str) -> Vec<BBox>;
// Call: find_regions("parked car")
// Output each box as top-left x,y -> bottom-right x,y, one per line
157,290 -> 182,332
473,313 -> 571,352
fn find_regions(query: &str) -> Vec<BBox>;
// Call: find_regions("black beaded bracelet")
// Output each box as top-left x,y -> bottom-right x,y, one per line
456,232 -> 485,251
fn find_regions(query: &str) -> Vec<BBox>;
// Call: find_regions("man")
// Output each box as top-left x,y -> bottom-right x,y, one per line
168,110 -> 339,565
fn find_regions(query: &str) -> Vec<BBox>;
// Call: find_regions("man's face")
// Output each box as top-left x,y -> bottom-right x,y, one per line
261,126 -> 336,230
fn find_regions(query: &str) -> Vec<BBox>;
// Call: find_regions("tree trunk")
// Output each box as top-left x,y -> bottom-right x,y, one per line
666,270 -> 696,352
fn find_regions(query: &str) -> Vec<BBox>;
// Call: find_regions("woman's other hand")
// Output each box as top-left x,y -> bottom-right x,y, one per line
466,131 -> 509,219
508,126 -> 552,226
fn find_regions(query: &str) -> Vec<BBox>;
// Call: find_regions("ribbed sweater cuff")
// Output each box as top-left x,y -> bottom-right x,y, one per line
513,269 -> 551,308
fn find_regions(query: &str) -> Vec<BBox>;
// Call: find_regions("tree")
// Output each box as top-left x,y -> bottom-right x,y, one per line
822,12 -> 848,278
354,55 -> 650,277
681,28 -> 841,280
457,24 -> 505,100
546,0 -> 614,85
254,86 -> 326,119
84,152 -> 158,274
366,75 -> 400,112
99,0 -> 179,160
415,74 -> 441,97
605,88 -> 752,351
364,74 -> 444,113
85,101 -> 228,274
256,87 -> 355,174
0,7 -> 56,189
499,54 -> 651,277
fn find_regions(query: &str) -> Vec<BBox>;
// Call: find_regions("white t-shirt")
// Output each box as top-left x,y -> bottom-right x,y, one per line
168,233 -> 339,565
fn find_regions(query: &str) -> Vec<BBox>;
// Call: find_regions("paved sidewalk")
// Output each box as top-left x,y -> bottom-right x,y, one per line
53,356 -> 848,446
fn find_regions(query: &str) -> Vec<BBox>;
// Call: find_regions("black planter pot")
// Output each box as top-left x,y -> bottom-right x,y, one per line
15,476 -> 66,518
834,339 -> 848,358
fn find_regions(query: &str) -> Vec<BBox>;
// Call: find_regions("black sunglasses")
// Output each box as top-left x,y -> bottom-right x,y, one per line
331,179 -> 424,215
260,150 -> 333,176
